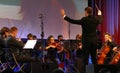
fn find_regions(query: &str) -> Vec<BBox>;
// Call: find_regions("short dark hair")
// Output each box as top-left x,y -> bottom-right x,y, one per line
58,35 -> 63,39
1,27 -> 10,35
85,7 -> 93,15
27,33 -> 33,38
33,35 -> 37,39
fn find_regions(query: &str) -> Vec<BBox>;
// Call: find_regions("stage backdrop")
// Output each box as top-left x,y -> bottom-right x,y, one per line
0,0 -> 88,39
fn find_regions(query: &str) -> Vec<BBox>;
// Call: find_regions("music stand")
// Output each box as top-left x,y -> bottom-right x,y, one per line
23,40 -> 37,49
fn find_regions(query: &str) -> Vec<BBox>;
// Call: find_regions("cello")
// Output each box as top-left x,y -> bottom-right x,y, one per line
97,41 -> 110,64
109,47 -> 120,64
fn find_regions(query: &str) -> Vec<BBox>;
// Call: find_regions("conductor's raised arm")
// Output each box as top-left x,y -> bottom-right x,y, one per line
60,9 -> 85,25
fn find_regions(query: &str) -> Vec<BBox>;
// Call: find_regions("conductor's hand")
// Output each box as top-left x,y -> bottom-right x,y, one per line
61,9 -> 65,17
98,10 -> 102,15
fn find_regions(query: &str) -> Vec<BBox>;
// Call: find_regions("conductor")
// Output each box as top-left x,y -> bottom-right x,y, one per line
61,7 -> 102,65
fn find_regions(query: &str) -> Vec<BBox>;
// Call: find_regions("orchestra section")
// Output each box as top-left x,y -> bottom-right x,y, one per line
0,26 -> 120,73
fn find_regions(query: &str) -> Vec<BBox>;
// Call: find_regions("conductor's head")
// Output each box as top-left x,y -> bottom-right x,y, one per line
85,7 -> 93,16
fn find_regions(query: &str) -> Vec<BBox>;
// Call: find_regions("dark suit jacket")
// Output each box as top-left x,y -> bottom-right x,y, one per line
64,15 -> 102,44
7,35 -> 24,53
0,35 -> 24,53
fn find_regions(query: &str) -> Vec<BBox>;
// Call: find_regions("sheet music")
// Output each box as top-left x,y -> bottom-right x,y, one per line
23,40 -> 37,49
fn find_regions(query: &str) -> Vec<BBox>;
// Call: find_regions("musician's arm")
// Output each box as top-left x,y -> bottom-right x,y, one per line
96,10 -> 102,24
45,45 -> 56,50
64,15 -> 85,25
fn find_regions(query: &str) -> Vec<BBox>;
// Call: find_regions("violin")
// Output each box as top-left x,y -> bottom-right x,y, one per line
51,42 -> 64,53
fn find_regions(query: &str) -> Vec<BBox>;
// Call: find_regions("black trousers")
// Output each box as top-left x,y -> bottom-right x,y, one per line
82,41 -> 97,65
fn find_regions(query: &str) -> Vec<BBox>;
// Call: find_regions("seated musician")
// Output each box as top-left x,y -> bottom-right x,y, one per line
103,32 -> 117,64
0,27 -> 24,62
0,27 -> 10,62
0,27 -> 24,50
73,41 -> 84,73
57,35 -> 64,46
74,41 -> 83,58
0,27 -> 10,48
27,33 -> 41,49
33,35 -> 37,40
56,35 -> 65,62
45,35 -> 59,64
27,33 -> 33,40
8,27 -> 24,54
26,33 -> 42,61
75,34 -> 82,41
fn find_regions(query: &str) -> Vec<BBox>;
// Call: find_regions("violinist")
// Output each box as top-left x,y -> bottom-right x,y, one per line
8,26 -> 24,53
45,35 -> 58,63
0,27 -> 24,63
0,26 -> 24,50
0,27 -> 10,48
102,32 -> 117,64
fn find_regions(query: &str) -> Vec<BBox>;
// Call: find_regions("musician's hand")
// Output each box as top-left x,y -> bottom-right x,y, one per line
45,45 -> 56,50
98,10 -> 102,15
61,9 -> 65,17
108,39 -> 112,42
113,47 -> 117,52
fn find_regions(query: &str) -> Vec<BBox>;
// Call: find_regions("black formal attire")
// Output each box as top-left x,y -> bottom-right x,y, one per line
0,35 -> 24,54
45,45 -> 58,64
104,41 -> 117,64
64,15 -> 102,65
7,35 -> 24,53
0,35 -> 24,62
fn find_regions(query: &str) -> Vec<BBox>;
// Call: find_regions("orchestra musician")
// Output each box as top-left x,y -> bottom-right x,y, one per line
109,46 -> 120,64
8,27 -> 24,53
26,33 -> 41,49
0,26 -> 24,50
57,35 -> 64,46
57,35 -> 65,64
104,33 -> 117,64
75,34 -> 82,41
73,41 -> 84,73
0,27 -> 10,48
0,26 -> 24,63
27,33 -> 34,40
45,35 -> 58,64
98,32 -> 117,64
57,35 -> 64,53
33,35 -> 37,40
